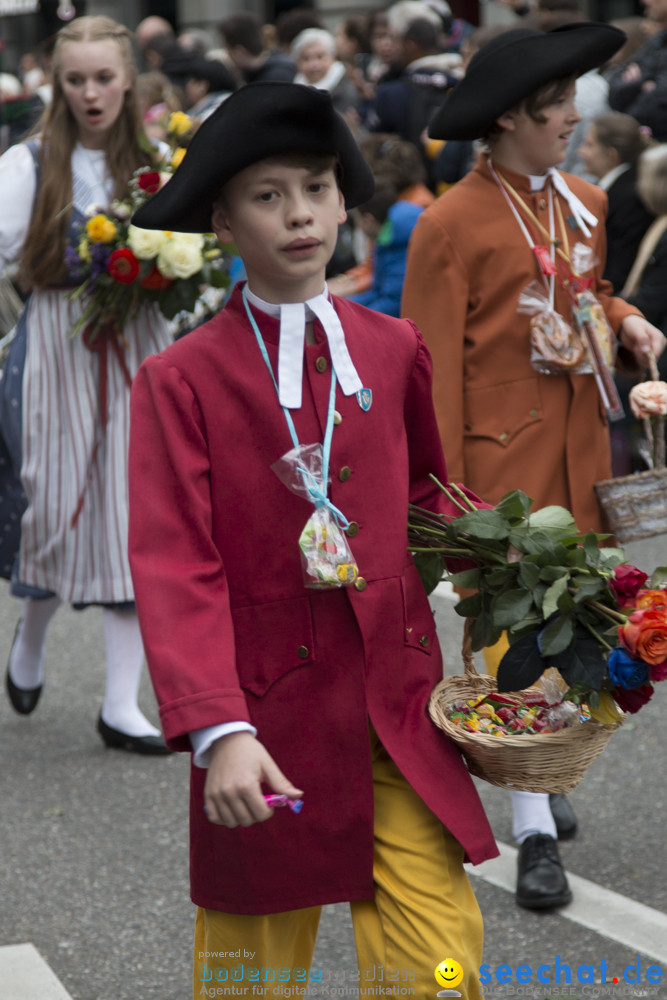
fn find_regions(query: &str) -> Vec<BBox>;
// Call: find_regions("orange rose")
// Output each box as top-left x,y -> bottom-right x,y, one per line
633,608 -> 667,665
636,589 -> 667,610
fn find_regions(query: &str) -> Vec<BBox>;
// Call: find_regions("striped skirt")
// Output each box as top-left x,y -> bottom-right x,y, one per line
18,289 -> 171,604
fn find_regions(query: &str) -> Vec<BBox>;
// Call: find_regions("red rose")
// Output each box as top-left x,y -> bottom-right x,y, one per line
137,170 -> 161,194
650,659 -> 667,682
609,564 -> 648,604
107,247 -> 140,284
140,265 -> 172,290
611,682 -> 654,714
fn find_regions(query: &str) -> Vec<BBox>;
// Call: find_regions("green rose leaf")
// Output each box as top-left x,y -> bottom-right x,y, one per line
491,588 -> 534,627
497,631 -> 545,692
538,614 -> 575,655
547,627 -> 607,690
518,561 -> 541,589
452,509 -> 511,541
412,551 -> 444,595
468,610 -> 500,650
649,565 -> 667,588
494,489 -> 533,523
455,593 -> 482,618
542,575 -> 569,618
528,505 -> 578,536
447,567 -> 482,589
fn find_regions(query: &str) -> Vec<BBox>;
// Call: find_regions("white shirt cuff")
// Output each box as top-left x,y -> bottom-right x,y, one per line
190,721 -> 257,769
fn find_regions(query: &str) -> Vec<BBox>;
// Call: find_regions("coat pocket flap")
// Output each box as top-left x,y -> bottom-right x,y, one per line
463,379 -> 543,447
232,597 -> 315,698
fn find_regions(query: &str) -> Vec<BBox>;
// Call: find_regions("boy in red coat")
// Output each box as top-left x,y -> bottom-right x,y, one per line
128,83 -> 497,1000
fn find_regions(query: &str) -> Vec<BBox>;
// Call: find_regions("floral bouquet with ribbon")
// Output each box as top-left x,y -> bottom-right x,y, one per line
66,112 -> 230,342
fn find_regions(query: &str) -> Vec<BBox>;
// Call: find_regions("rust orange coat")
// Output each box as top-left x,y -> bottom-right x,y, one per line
402,156 -> 641,533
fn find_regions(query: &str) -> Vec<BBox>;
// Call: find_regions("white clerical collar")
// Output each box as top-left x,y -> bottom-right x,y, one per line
244,284 -> 363,409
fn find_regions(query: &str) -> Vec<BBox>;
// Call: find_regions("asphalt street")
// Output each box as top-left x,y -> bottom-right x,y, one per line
1,533 -> 666,1000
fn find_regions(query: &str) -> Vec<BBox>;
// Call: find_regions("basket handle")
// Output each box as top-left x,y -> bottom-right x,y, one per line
643,350 -> 666,471
462,619 -> 482,678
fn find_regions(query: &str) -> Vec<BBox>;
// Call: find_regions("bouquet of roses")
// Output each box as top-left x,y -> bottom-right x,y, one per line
408,479 -> 667,727
66,112 -> 230,341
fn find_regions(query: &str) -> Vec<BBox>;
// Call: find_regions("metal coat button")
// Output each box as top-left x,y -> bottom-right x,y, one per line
354,577 -> 367,591
346,521 -> 359,537
333,410 -> 342,425
297,646 -> 309,659
419,634 -> 430,648
499,432 -> 508,443
315,356 -> 328,373
339,466 -> 352,482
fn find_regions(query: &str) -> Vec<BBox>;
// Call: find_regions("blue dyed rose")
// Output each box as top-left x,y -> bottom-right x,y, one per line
607,647 -> 649,689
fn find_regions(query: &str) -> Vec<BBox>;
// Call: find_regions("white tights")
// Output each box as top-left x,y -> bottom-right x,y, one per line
8,598 -> 159,737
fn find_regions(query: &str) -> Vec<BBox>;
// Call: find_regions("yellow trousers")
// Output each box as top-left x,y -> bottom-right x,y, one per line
482,632 -> 509,678
194,728 -> 483,1000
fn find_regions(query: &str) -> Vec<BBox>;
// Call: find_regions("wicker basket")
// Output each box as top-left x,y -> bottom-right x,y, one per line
595,353 -> 667,543
594,468 -> 667,543
428,626 -> 620,793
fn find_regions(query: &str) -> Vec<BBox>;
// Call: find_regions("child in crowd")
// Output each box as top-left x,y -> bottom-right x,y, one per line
402,23 -> 666,912
349,178 -> 424,317
127,82 -> 497,999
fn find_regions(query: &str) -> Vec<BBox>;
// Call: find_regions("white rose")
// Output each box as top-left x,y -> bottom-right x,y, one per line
629,381 -> 667,419
127,225 -> 168,260
157,234 -> 204,279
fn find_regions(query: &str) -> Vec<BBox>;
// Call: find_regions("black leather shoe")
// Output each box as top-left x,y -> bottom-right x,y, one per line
97,715 -> 171,755
5,622 -> 42,716
516,834 -> 572,910
549,793 -> 578,840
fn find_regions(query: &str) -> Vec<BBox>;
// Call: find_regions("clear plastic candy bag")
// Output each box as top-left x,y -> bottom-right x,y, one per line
518,281 -> 588,374
272,442 -> 359,589
572,288 -> 617,369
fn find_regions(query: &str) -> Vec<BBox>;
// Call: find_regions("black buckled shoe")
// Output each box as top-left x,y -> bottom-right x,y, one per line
516,834 -> 572,910
97,715 -> 171,755
549,793 -> 578,840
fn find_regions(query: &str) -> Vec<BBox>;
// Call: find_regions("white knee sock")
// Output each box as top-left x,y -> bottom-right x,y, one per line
511,790 -> 557,844
101,608 -> 160,737
8,595 -> 61,689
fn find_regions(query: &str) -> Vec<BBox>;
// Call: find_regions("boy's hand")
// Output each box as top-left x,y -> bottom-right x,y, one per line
619,316 -> 667,369
203,732 -> 303,829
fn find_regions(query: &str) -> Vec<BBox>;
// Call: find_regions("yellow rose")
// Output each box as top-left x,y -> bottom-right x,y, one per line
168,111 -> 192,136
85,214 -> 117,243
171,146 -> 187,169
629,380 -> 667,418
127,225 -> 168,260
157,234 -> 204,279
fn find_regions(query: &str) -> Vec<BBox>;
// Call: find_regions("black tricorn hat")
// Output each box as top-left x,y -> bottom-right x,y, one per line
428,22 -> 626,142
132,82 -> 375,233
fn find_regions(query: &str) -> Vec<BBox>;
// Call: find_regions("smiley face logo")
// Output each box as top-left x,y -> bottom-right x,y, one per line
435,959 -> 464,991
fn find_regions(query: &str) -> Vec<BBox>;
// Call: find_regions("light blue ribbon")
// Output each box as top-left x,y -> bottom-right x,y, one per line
242,286 -> 349,529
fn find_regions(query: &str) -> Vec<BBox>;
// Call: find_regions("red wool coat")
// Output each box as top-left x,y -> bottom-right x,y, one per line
128,285 -> 498,915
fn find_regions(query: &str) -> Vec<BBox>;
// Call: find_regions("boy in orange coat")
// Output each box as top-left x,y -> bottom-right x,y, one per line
128,83 -> 497,999
402,23 -> 666,912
